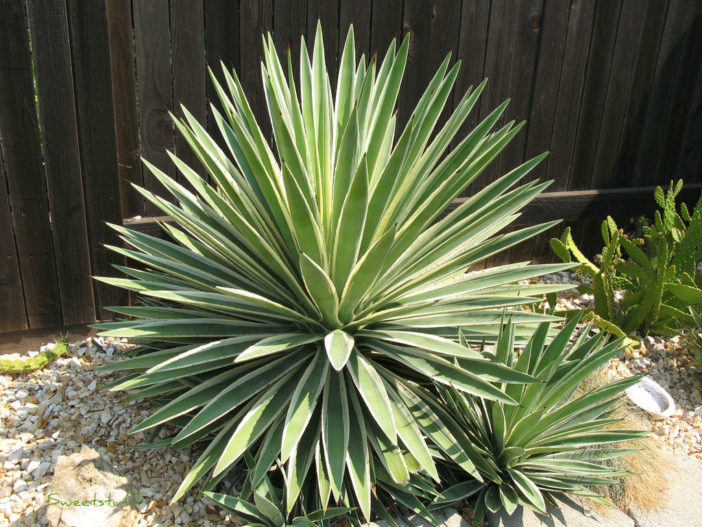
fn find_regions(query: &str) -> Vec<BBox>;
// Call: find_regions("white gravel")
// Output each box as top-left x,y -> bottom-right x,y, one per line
0,338 -> 233,526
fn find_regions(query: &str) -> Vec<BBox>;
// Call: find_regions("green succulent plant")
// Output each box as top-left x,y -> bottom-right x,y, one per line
203,454 -> 354,527
550,181 -> 702,338
95,24 -> 571,519
686,308 -> 702,370
0,339 -> 67,374
204,453 -> 482,527
434,315 -> 645,525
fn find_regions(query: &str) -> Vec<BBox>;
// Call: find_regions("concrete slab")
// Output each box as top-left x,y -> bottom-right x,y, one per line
627,453 -> 702,527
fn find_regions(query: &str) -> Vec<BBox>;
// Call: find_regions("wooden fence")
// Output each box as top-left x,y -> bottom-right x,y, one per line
0,0 -> 700,334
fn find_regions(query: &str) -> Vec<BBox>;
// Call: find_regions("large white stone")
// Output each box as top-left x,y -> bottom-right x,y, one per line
44,445 -> 138,527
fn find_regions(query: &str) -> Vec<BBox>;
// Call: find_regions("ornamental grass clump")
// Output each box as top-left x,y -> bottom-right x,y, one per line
95,24 -> 572,520
436,315 -> 646,524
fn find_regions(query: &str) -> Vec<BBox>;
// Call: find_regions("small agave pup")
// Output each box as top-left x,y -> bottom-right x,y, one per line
436,315 -> 646,525
95,24 -> 573,520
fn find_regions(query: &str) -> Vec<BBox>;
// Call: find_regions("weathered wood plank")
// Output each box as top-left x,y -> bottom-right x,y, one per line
524,0 -> 571,182
274,0 -> 307,89
546,0 -> 597,190
675,42 -> 702,183
453,0 -> 491,140
531,223 -> 563,264
307,0 -> 339,85
28,0 -> 95,326
128,184 -> 702,242
634,0 -> 694,187
510,184 -> 702,224
568,0 -> 621,190
399,0 -> 462,133
205,0 -> 240,142
239,0 -> 273,138
655,0 -> 702,184
171,0 -> 207,182
589,0 -> 647,189
477,0 -> 540,189
0,146 -> 27,332
495,0 -> 544,186
615,0 -> 670,187
0,0 -> 62,328
508,227 -> 537,267
133,0 -> 175,212
66,0 -> 126,319
106,0 -> 144,217
371,0 -> 402,55
339,0 -> 372,58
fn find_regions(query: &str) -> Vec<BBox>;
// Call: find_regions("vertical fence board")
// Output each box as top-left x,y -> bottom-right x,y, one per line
0,0 -> 62,328
589,0 -> 647,189
307,0 -> 339,85
656,0 -> 702,184
107,0 -> 144,218
239,0 -> 273,137
675,46 -> 702,181
134,0 -> 175,213
28,0 -> 95,326
495,0 -> 544,185
339,0 -> 371,59
635,0 -> 692,186
371,0 -> 402,65
531,223 -> 563,266
66,0 -> 126,319
0,146 -> 27,332
546,0 -> 596,191
399,0 -> 462,131
568,0 -> 622,190
274,0 -> 307,89
172,0 -> 206,182
476,0 -> 517,189
205,0 -> 240,145
525,0 -> 571,182
616,0 -> 670,187
453,0 -> 491,139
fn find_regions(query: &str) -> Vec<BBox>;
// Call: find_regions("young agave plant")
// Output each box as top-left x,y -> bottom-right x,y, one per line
436,315 -> 646,524
204,453 -> 481,526
204,455 -> 354,527
95,24 -> 571,519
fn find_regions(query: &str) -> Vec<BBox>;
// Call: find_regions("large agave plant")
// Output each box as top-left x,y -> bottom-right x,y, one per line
436,315 -> 646,525
95,24 -> 572,519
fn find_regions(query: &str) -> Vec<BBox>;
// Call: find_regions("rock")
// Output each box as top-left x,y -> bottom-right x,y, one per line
628,453 -> 702,527
26,459 -> 41,473
8,447 -> 26,461
488,496 -> 634,527
44,445 -> 138,527
13,479 -> 28,493
33,461 -> 51,478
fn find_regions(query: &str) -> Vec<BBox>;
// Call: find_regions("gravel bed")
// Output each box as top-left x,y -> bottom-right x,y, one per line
0,339 -> 231,526
1,270 -> 700,525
